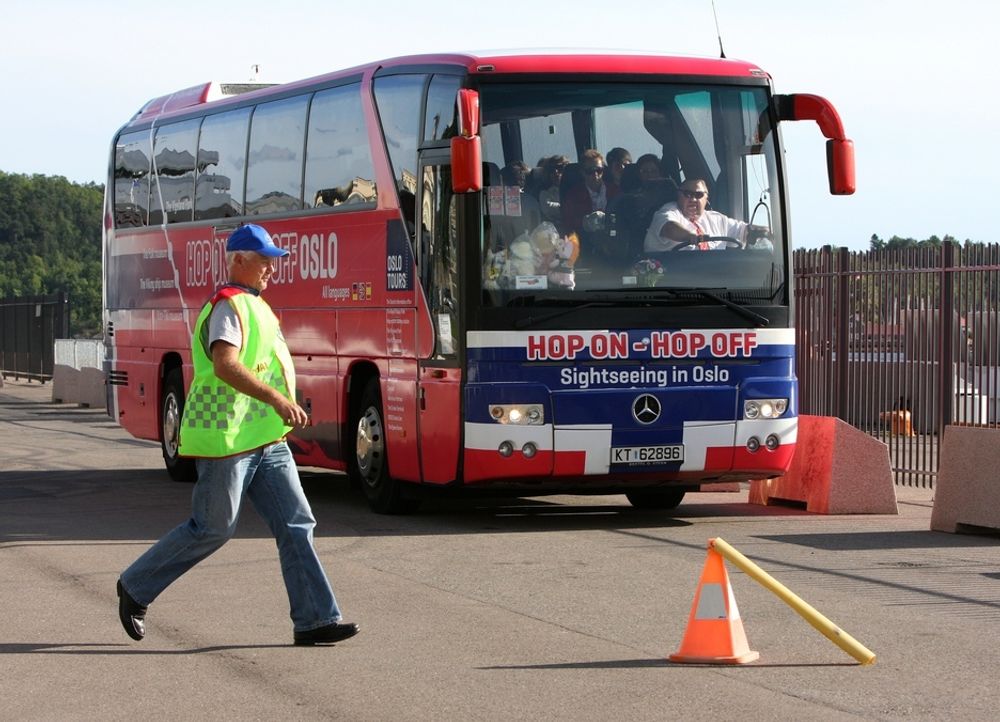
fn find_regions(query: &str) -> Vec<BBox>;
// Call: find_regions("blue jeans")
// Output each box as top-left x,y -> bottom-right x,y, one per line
120,441 -> 341,632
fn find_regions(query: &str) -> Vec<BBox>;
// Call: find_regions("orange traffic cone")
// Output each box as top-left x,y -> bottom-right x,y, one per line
669,547 -> 759,664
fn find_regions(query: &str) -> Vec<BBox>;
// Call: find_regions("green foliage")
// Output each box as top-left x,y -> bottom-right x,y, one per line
869,233 -> 980,251
0,171 -> 104,337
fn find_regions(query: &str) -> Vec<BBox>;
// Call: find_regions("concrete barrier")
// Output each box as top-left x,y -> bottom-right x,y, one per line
51,339 -> 106,409
749,415 -> 898,514
931,426 -> 1000,534
697,482 -> 741,492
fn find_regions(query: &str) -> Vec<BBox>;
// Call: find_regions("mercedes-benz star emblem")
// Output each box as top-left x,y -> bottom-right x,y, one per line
632,394 -> 661,425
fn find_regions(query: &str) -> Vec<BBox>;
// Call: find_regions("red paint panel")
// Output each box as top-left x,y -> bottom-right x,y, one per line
384,362 -> 420,482
281,310 -> 339,355
551,450 -> 588,476
419,368 -> 462,484
337,310 -> 387,358
704,446 -> 735,471
730,444 -> 796,475
468,53 -> 762,78
464,449 -> 556,483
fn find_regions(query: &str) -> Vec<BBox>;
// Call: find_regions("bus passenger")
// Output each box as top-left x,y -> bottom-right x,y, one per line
644,178 -> 769,251
605,147 -> 632,196
536,155 -> 569,225
561,149 -> 619,237
501,160 -> 530,189
605,156 -> 673,259
636,153 -> 662,183
116,224 -> 359,647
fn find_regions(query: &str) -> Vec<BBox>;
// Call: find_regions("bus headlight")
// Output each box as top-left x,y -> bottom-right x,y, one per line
744,398 -> 788,419
489,404 -> 544,425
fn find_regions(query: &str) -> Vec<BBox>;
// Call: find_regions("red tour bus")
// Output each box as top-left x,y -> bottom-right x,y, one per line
103,51 -> 854,513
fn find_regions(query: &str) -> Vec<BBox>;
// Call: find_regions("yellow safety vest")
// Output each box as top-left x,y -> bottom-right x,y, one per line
178,286 -> 295,458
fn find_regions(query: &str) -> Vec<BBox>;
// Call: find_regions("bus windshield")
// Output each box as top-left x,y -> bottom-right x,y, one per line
478,81 -> 784,306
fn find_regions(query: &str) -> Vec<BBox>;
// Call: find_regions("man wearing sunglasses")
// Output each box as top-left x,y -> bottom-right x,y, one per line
643,178 -> 769,252
561,149 -> 620,239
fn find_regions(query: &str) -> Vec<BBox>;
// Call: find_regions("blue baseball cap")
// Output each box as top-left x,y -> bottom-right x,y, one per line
226,224 -> 289,257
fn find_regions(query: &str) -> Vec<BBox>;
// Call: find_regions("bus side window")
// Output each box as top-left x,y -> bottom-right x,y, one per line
373,74 -> 427,237
419,163 -> 458,359
304,83 -> 377,210
423,75 -> 461,142
149,119 -> 200,225
196,107 -> 251,221
114,131 -> 151,228
245,95 -> 309,216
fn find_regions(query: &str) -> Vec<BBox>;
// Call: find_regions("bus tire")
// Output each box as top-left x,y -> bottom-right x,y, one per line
626,488 -> 685,510
161,368 -> 197,483
353,379 -> 417,514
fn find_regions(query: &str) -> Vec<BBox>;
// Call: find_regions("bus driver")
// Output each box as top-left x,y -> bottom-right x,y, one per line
643,178 -> 770,252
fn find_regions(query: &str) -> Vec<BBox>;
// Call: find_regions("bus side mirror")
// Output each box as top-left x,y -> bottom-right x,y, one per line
451,137 -> 482,193
451,89 -> 482,193
775,93 -> 856,195
826,138 -> 855,196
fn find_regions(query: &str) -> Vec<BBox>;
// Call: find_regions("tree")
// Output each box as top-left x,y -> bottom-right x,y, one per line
0,171 -> 104,336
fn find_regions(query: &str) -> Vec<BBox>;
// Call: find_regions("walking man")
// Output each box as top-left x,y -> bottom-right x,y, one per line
117,224 -> 358,646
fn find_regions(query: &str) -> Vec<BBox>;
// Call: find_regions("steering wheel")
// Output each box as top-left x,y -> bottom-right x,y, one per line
669,235 -> 743,251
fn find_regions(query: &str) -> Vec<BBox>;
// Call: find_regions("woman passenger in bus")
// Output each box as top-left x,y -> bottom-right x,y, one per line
501,161 -> 530,189
604,147 -> 632,197
535,155 -> 569,226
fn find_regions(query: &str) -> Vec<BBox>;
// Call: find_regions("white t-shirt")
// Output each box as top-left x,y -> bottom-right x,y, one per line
644,202 -> 747,252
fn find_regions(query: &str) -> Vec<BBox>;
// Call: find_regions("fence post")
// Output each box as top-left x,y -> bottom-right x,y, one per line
940,242 -> 955,428
836,247 -> 850,420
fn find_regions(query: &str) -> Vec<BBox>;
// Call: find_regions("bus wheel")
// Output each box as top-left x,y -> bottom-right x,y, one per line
161,368 -> 197,482
626,488 -> 685,510
354,379 -> 417,514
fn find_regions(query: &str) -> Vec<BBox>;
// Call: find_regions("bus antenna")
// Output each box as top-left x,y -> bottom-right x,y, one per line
711,0 -> 727,58
250,64 -> 261,82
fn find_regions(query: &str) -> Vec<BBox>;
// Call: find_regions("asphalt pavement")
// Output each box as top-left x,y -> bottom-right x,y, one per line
2,378 -> 999,721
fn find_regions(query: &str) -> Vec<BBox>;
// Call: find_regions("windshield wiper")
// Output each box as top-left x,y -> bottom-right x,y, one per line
513,301 -> 615,329
660,287 -> 770,327
510,288 -> 770,329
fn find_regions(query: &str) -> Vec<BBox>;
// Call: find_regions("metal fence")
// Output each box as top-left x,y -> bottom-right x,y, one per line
794,243 -> 1000,487
0,293 -> 70,382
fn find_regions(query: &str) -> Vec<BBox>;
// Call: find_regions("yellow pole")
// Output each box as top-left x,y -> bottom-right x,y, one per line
710,537 -> 876,666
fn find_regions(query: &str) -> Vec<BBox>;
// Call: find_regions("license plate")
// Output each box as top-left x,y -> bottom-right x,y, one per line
611,445 -> 684,464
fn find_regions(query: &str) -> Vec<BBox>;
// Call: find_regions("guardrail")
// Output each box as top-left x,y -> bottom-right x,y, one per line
51,339 -> 106,408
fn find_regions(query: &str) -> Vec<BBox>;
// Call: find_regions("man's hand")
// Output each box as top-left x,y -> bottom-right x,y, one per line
273,397 -> 310,428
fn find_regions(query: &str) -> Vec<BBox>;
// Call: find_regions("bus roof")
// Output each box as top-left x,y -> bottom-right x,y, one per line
129,51 -> 769,124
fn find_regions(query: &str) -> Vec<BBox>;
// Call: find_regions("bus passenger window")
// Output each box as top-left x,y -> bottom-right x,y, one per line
304,83 -> 377,210
114,131 -> 151,228
196,107 -> 251,221
149,119 -> 199,225
245,95 -> 308,216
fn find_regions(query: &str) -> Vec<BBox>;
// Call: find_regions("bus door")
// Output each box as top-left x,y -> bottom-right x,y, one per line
415,153 -> 462,483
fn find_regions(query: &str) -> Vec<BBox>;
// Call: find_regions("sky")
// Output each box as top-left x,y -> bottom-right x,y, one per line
2,0 -> 995,250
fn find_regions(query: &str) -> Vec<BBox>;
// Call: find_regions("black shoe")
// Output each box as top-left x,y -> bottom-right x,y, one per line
294,622 -> 359,646
117,579 -> 147,641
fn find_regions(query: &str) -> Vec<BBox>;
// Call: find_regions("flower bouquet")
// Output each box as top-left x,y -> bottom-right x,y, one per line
631,258 -> 664,287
